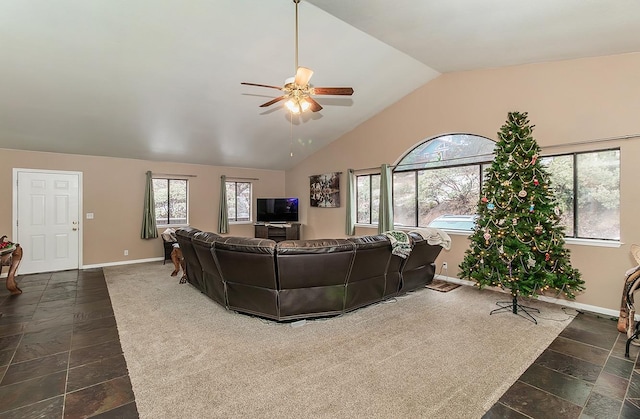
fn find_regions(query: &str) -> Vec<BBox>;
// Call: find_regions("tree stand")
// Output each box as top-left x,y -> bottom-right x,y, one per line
490,295 -> 539,324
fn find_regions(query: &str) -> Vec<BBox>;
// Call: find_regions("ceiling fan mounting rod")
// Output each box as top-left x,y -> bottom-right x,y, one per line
294,0 -> 300,73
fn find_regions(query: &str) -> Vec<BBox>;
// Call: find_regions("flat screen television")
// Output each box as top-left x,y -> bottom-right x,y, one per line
256,198 -> 299,223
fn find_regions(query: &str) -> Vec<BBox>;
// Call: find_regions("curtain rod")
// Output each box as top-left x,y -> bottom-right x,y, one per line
152,172 -> 197,178
223,176 -> 259,181
352,132 -> 640,173
308,171 -> 342,178
542,133 -> 640,150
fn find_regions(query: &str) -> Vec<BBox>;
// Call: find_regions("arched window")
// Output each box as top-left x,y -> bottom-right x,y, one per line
392,133 -> 495,230
355,133 -> 620,240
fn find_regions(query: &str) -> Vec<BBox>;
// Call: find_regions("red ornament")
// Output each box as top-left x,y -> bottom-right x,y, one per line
533,178 -> 539,186
481,197 -> 488,203
545,253 -> 550,261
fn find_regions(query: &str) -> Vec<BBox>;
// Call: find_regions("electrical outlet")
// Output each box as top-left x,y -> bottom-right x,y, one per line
124,250 -> 129,256
442,262 -> 448,270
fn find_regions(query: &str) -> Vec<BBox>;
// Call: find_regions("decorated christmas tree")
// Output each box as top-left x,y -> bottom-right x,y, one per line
459,111 -> 584,321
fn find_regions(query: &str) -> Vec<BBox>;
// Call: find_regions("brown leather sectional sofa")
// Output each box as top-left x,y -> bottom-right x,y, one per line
176,227 -> 444,321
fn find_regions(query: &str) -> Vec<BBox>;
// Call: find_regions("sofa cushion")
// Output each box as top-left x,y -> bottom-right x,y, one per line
192,231 -> 225,305
345,235 -> 392,310
276,239 -> 356,319
214,237 -> 277,288
276,239 -> 355,288
176,227 -> 205,292
214,237 -> 279,319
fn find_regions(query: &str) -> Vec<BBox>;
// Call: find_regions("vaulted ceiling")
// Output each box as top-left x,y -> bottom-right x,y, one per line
1,0 -> 639,170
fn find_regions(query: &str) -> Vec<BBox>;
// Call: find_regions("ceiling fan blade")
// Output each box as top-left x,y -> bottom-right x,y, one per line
306,97 -> 323,112
294,66 -> 314,86
241,82 -> 284,91
312,87 -> 354,96
259,96 -> 287,107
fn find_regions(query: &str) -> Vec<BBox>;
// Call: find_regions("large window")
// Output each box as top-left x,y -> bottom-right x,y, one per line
226,181 -> 252,222
153,178 -> 188,226
355,133 -> 620,241
542,149 -> 620,240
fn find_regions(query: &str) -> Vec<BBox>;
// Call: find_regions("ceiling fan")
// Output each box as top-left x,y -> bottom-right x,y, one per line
241,0 -> 354,114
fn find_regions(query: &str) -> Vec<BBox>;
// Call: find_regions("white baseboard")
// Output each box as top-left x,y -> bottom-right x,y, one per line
1,257 -> 164,277
82,257 -> 164,270
434,274 -> 626,320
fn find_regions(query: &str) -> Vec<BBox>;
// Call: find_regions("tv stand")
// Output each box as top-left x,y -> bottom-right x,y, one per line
255,223 -> 300,242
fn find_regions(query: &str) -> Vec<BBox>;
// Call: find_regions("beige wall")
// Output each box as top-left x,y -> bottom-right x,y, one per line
285,52 -> 640,313
0,149 -> 285,265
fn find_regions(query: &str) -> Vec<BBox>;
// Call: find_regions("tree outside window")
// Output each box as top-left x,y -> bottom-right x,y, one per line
356,174 -> 380,224
417,165 -> 480,227
543,149 -> 620,240
541,155 -> 574,236
226,181 -> 252,222
393,133 -> 494,230
393,172 -> 416,226
153,178 -> 188,225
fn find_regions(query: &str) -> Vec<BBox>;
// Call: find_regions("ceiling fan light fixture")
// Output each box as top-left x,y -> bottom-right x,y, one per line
285,98 -> 299,113
299,98 -> 311,112
285,97 -> 310,114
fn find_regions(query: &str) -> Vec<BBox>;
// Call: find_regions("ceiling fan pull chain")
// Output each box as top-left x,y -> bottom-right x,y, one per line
290,111 -> 294,157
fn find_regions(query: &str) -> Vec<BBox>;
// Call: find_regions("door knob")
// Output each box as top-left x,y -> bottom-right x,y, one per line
72,228 -> 78,231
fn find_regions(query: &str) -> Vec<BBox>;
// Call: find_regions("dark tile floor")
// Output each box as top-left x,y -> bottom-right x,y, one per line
1,269 -> 639,418
0,269 -> 138,418
484,310 -> 640,419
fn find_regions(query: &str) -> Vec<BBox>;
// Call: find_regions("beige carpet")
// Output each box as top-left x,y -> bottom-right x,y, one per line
104,262 -> 574,418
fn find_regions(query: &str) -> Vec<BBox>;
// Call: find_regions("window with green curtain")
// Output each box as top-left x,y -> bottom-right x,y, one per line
226,181 -> 252,222
152,178 -> 188,226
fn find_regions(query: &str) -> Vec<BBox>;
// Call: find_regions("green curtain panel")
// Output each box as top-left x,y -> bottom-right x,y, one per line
378,164 -> 394,234
218,175 -> 229,234
141,170 -> 158,239
345,169 -> 356,235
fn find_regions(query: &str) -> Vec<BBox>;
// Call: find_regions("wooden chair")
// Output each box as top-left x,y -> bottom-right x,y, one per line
619,244 -> 640,357
0,241 -> 23,295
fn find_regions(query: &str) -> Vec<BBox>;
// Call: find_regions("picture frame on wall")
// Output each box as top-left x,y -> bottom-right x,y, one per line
310,172 -> 341,208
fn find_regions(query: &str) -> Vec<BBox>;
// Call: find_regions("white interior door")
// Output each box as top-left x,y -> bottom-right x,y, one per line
14,169 -> 81,274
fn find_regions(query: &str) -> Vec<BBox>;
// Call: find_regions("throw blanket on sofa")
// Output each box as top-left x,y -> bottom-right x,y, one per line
383,230 -> 412,259
409,227 -> 452,250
